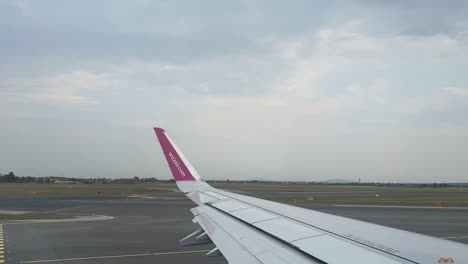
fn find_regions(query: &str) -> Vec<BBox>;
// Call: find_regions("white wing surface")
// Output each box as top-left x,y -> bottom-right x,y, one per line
153,127 -> 467,264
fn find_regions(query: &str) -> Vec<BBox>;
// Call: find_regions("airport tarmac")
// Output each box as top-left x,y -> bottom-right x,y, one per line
1,193 -> 468,264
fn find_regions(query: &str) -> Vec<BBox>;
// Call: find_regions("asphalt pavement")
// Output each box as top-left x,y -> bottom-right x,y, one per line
1,193 -> 467,264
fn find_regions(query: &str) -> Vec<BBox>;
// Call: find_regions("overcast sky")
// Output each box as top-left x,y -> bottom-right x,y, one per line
1,0 -> 468,182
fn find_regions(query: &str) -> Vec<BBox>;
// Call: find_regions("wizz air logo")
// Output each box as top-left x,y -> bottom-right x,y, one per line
169,152 -> 186,177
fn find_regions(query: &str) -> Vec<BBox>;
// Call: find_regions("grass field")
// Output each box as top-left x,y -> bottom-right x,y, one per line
0,183 -> 174,196
211,182 -> 468,207
211,182 -> 467,192
265,194 -> 468,207
1,182 -> 467,207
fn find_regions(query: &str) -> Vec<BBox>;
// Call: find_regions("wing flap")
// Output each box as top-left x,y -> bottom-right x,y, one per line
293,235 -> 403,264
229,207 -> 279,223
194,205 -> 321,264
194,211 -> 260,264
254,218 -> 323,242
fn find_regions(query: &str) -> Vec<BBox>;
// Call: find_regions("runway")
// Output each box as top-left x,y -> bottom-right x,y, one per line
1,193 -> 468,264
307,204 -> 468,244
1,196 -> 226,264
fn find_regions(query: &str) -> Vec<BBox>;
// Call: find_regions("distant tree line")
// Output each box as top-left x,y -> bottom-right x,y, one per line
206,179 -> 460,187
1,171 -> 463,187
0,172 -> 18,182
0,172 -> 161,184
0,172 -> 50,183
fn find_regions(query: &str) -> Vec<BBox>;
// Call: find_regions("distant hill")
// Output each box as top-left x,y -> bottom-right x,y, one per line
321,179 -> 355,184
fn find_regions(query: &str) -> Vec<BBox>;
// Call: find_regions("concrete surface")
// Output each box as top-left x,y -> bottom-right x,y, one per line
0,191 -> 467,264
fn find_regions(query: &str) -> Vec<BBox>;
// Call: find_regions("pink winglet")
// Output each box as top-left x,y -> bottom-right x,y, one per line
154,127 -> 196,181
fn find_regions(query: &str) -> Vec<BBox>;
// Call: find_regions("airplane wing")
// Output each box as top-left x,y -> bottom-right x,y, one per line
153,127 -> 467,264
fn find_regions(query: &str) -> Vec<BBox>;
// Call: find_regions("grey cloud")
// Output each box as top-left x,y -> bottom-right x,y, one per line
1,1 -> 468,182
352,0 -> 468,36
0,0 -> 341,64
2,0 -> 467,67
0,2 -> 23,24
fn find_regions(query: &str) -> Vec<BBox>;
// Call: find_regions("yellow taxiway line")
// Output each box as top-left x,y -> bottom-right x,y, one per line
21,249 -> 210,263
0,224 -> 4,264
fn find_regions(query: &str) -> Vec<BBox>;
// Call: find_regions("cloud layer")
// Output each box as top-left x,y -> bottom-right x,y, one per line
1,0 -> 468,182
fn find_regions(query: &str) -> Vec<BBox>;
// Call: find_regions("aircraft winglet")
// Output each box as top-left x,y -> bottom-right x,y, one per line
154,127 -> 200,182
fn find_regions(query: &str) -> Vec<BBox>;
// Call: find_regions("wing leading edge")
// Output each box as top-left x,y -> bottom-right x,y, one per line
153,127 -> 468,264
